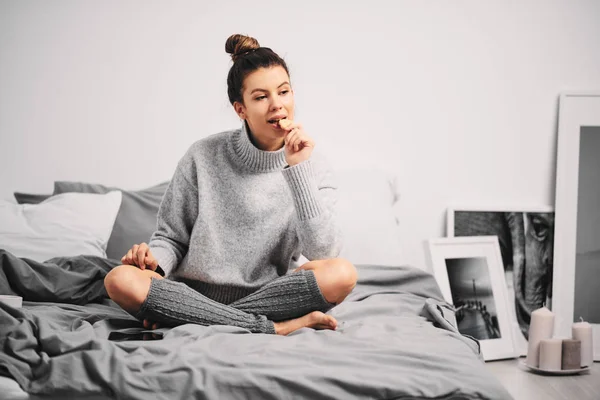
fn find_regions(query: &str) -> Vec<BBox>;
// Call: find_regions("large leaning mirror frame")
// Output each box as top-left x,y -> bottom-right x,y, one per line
553,92 -> 600,360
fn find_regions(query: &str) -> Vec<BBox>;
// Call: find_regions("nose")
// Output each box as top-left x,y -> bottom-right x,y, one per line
269,95 -> 283,110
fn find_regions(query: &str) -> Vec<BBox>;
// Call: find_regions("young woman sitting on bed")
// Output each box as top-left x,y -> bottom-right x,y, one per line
104,34 -> 357,336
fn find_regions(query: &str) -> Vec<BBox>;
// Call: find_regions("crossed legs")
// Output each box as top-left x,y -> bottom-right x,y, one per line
104,258 -> 357,335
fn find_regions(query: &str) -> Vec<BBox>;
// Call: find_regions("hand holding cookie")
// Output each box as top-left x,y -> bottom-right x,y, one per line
279,119 -> 314,166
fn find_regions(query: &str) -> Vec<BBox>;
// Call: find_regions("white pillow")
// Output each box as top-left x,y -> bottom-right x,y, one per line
334,169 -> 404,266
0,191 -> 122,262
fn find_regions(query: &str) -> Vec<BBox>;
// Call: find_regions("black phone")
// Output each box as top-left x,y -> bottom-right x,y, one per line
108,331 -> 163,342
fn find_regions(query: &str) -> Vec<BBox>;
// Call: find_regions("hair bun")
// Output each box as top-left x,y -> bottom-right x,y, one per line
225,34 -> 260,62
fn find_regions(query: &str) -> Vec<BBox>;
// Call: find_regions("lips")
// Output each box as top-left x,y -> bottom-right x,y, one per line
267,115 -> 287,124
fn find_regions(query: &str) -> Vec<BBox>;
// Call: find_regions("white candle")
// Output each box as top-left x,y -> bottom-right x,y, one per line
539,338 -> 563,371
0,295 -> 22,309
526,306 -> 555,367
572,318 -> 593,367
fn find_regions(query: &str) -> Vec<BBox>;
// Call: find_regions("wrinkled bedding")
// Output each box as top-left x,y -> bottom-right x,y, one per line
0,250 -> 512,399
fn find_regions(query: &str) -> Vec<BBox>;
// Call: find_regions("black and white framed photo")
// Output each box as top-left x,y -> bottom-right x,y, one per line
447,206 -> 555,356
554,92 -> 600,360
428,236 -> 517,361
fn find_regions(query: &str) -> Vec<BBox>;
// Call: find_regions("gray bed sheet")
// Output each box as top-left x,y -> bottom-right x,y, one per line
0,250 -> 512,399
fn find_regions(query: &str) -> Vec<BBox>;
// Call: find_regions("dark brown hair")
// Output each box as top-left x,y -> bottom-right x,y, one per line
225,34 -> 290,105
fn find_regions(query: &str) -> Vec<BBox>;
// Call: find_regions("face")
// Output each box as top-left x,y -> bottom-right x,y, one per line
234,66 -> 294,150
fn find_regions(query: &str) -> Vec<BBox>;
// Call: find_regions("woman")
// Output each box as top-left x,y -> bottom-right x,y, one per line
104,34 -> 357,336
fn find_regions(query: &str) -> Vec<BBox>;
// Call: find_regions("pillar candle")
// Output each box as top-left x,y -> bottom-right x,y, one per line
539,339 -> 563,371
526,306 -> 555,367
0,295 -> 22,308
561,339 -> 581,370
572,318 -> 593,367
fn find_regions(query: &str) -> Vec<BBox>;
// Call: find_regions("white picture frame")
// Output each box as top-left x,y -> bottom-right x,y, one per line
446,206 -> 555,357
428,236 -> 517,361
553,92 -> 600,360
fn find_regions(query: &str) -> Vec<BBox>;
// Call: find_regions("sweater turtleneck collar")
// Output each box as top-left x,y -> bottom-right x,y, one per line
230,122 -> 287,172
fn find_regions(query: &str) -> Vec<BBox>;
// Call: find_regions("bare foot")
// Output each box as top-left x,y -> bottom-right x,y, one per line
273,311 -> 337,336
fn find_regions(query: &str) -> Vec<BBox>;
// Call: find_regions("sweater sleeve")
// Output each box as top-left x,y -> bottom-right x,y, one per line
281,156 -> 343,260
148,155 -> 199,277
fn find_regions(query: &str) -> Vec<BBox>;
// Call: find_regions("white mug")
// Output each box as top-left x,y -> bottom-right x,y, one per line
0,295 -> 23,309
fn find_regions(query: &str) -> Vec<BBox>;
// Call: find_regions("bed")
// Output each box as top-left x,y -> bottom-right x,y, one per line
0,172 -> 513,399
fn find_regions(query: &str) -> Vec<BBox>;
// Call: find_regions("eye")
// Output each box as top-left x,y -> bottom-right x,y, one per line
280,90 -> 289,95
255,95 -> 266,101
530,216 -> 549,241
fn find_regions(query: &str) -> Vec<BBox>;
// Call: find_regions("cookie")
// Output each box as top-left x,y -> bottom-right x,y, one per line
278,119 -> 292,129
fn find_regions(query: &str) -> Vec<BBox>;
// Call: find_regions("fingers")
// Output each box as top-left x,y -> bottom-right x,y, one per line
136,243 -> 148,270
121,248 -> 133,265
121,243 -> 150,269
292,135 -> 311,152
284,129 -> 300,151
131,244 -> 141,268
145,248 -> 158,271
285,127 -> 313,153
145,256 -> 158,271
281,120 -> 299,133
282,121 -> 315,166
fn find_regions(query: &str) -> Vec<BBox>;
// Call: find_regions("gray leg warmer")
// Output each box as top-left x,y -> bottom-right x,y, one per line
135,278 -> 276,334
229,270 -> 334,321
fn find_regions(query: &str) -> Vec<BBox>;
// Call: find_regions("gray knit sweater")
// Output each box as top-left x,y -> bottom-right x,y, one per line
148,123 -> 342,304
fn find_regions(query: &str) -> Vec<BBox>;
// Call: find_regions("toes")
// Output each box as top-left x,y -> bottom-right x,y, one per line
327,316 -> 338,330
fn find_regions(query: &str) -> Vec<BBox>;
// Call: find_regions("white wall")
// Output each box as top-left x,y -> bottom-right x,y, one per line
1,0 -> 600,271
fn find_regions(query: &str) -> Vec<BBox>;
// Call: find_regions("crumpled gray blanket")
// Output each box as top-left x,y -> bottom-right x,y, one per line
0,249 -> 512,399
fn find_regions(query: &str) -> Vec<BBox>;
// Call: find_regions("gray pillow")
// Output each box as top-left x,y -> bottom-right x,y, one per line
53,181 -> 169,261
14,192 -> 52,204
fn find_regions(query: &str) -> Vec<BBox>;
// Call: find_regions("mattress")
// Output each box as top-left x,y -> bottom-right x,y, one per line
0,250 -> 512,399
